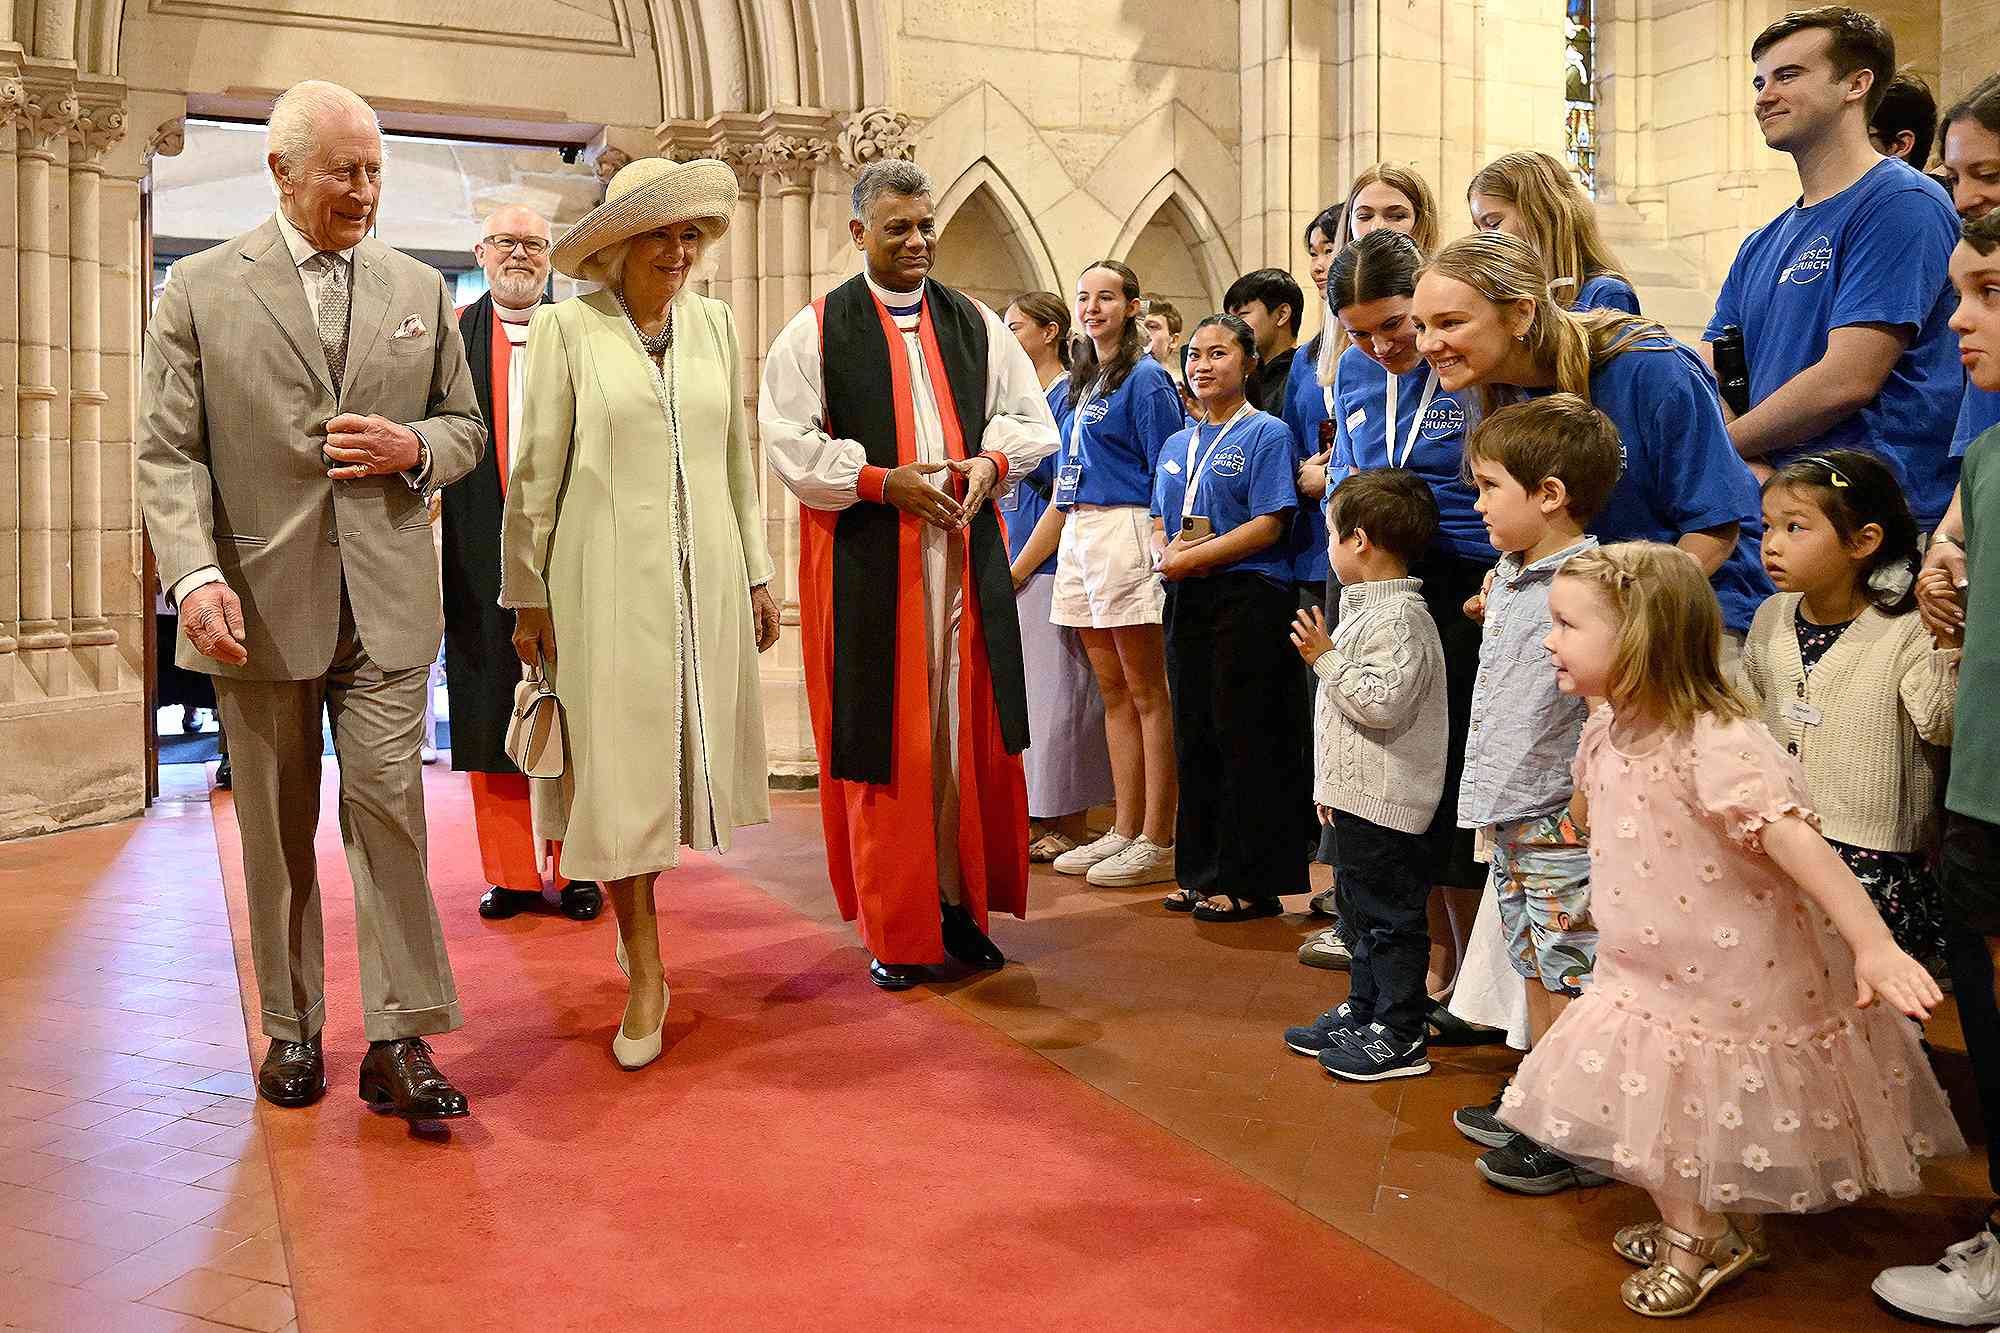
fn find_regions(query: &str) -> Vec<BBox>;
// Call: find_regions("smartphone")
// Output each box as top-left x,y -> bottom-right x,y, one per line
1181,515 -> 1214,541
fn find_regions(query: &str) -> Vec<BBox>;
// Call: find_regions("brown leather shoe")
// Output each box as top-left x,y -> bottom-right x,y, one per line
357,1038 -> 469,1119
257,1033 -> 324,1108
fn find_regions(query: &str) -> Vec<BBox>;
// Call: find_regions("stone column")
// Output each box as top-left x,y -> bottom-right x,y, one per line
66,83 -> 124,685
14,70 -> 79,686
0,72 -> 23,695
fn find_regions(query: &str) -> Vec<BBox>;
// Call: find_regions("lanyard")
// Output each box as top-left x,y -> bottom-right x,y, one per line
1383,367 -> 1439,469
1182,402 -> 1255,517
1065,379 -> 1101,463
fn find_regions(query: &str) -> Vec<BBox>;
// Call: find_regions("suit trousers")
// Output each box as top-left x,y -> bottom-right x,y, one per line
212,581 -> 462,1044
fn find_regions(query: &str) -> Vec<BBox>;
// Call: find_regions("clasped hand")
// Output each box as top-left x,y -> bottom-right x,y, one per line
323,413 -> 421,480
1916,541 -> 1967,646
881,457 -> 1000,529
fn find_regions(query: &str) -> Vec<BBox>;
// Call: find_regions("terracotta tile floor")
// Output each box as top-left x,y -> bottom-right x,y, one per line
6,773 -> 1994,1331
727,795 -> 1998,1333
0,766 -> 295,1333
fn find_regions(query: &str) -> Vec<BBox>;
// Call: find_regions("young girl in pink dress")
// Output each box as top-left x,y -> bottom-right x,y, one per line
1501,541 -> 1963,1318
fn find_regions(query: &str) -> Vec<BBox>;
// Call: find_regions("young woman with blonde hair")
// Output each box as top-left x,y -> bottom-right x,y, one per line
1466,150 -> 1639,314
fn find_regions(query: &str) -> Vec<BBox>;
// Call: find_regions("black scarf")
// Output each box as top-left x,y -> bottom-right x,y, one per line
818,274 -> 1029,783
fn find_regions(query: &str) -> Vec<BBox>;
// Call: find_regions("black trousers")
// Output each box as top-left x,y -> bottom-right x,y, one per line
1333,810 -> 1433,1043
1942,812 -> 2000,1201
1164,572 -> 1313,901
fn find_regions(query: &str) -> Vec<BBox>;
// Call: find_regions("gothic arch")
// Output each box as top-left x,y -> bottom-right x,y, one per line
1110,172 -> 1235,310
935,158 -> 1060,296
648,0 -> 886,120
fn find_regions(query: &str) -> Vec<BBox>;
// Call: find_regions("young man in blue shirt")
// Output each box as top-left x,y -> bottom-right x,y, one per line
1702,6 -> 1962,528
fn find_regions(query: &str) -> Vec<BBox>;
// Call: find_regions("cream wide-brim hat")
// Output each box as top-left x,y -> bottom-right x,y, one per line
550,156 -> 737,282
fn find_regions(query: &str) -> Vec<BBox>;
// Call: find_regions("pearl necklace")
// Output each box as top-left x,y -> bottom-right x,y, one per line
614,287 -> 673,357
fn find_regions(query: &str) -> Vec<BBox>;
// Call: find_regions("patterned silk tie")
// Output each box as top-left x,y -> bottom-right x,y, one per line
312,252 -> 349,392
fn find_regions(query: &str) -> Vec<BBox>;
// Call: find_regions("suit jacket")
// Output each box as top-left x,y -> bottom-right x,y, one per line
136,215 -> 485,680
440,294 -> 519,773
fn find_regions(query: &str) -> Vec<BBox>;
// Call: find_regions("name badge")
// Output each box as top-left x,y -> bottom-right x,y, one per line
1053,464 -> 1082,505
1783,698 -> 1823,727
1345,408 -> 1367,430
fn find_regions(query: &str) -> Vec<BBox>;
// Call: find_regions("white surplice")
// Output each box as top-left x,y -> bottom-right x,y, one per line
759,273 -> 1058,902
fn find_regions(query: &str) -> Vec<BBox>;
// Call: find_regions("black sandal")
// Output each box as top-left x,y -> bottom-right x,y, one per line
1162,887 -> 1203,913
1190,895 -> 1283,923
1425,999 -> 1506,1046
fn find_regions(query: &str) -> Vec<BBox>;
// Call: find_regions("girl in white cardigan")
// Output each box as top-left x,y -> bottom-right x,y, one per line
1740,450 -> 1960,971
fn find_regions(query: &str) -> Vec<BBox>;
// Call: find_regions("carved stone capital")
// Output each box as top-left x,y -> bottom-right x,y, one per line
20,83 -> 81,153
0,79 -> 26,130
746,134 -> 831,188
70,98 -> 127,162
835,107 -> 916,173
146,116 -> 186,162
589,145 -> 631,183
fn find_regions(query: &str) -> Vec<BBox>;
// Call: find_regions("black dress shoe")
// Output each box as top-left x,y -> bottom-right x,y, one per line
868,958 -> 928,990
358,1038 -> 469,1119
214,756 -> 232,790
559,882 -> 603,921
940,903 -> 1005,970
257,1034 -> 325,1108
478,887 -> 543,920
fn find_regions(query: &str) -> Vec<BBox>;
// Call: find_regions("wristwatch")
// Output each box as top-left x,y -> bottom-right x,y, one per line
403,438 -> 431,494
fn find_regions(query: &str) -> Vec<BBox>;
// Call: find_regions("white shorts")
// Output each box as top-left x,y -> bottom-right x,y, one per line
1050,505 -> 1164,629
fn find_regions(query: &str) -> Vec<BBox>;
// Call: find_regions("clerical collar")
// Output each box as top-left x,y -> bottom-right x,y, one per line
864,270 -> 924,317
493,298 -> 540,325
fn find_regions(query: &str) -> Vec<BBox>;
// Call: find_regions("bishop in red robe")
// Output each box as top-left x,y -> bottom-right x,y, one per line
759,163 -> 1059,988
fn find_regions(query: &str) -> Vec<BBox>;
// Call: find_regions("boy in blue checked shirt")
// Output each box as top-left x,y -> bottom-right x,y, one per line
1442,396 -> 1626,1195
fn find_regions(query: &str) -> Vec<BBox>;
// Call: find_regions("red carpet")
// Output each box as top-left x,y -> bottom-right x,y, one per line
212,768 -> 1496,1331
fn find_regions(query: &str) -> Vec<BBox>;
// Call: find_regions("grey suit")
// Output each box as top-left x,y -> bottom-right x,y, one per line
137,215 -> 485,1044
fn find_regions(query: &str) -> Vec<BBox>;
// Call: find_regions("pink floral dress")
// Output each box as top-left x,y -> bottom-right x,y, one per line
1498,708 -> 1964,1214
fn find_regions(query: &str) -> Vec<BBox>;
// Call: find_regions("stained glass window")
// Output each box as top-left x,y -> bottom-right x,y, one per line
1565,0 -> 1597,193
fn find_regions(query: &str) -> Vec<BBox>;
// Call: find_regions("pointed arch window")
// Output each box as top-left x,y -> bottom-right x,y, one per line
1565,0 -> 1598,192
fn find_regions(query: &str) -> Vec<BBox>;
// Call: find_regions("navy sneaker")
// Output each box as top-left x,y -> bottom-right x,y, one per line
1282,1002 -> 1363,1055
1316,1024 -> 1430,1081
1476,1133 -> 1612,1195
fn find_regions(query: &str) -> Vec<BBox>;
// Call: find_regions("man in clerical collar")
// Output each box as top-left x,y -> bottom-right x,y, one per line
759,160 -> 1060,990
442,205 -> 603,926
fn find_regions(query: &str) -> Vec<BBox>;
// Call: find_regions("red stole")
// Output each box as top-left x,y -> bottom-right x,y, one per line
798,292 -> 1029,965
488,314 -> 513,492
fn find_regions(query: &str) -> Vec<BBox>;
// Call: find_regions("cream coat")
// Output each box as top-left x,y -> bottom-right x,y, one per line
499,288 -> 774,880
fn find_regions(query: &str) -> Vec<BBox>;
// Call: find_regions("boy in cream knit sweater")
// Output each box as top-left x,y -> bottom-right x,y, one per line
1282,468 -> 1447,1082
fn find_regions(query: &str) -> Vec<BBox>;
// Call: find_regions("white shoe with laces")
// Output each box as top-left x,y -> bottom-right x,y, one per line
1873,1228 -> 2000,1326
1085,835 -> 1177,887
1052,830 -> 1131,876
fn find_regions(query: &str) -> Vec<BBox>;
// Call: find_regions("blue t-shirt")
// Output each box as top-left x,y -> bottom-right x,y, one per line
1328,345 -> 1491,562
1574,273 -> 1641,315
1704,158 -> 1963,525
1280,333 -> 1334,584
1955,384 -> 2000,461
1525,338 -> 1772,633
1000,380 -> 1069,575
1053,356 -> 1185,510
1150,410 -> 1299,587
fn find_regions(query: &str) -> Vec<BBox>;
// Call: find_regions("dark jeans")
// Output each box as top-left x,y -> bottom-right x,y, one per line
1942,812 -> 2000,1199
1164,572 -> 1314,901
1332,809 -> 1433,1044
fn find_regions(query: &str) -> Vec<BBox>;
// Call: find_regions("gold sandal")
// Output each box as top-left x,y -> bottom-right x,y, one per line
1620,1221 -> 1759,1318
1614,1214 -> 1769,1269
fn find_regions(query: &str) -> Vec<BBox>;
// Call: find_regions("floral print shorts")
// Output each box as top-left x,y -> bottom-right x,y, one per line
1491,809 -> 1596,996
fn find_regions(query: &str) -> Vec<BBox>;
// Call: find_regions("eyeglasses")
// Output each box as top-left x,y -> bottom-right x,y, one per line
481,235 -> 549,256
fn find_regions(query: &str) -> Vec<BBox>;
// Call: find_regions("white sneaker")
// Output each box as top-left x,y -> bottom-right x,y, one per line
1052,831 -> 1131,876
1086,836 -> 1177,887
1874,1229 -> 2000,1326
1298,926 -> 1352,970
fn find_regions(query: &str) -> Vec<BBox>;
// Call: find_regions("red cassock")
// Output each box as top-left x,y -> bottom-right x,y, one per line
796,296 -> 1029,965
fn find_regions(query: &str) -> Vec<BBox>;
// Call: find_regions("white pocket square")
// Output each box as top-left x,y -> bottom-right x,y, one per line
391,315 -> 427,340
